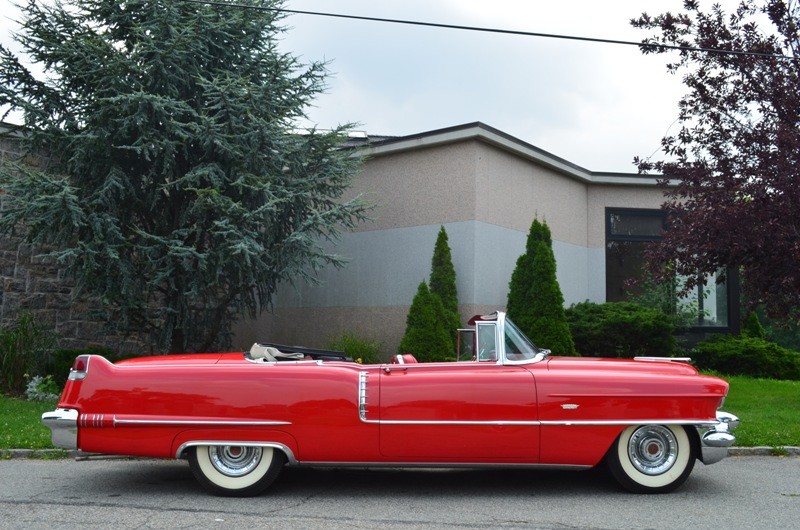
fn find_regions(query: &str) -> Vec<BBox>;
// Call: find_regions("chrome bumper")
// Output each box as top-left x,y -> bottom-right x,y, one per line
696,411 -> 739,465
41,408 -> 79,450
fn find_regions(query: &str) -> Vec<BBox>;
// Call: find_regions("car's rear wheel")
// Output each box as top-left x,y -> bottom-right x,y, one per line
607,424 -> 695,493
188,445 -> 285,496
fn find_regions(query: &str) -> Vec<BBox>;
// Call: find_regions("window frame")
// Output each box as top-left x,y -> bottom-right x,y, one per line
604,207 -> 740,334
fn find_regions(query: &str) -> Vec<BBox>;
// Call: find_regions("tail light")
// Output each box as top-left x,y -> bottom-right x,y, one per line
68,355 -> 91,381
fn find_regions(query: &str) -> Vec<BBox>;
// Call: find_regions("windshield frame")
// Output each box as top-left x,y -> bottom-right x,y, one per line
497,312 -> 548,365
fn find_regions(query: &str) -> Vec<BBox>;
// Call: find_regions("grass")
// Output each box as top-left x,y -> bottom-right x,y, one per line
0,396 -> 59,450
720,374 -> 800,447
1,374 -> 798,451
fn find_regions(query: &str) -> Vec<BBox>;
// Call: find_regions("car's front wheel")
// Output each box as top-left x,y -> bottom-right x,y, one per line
606,424 -> 695,493
188,445 -> 285,496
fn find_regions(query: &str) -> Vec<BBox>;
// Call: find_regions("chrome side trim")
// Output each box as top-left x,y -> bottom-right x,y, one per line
358,371 -> 376,423
176,441 -> 298,464
382,420 -> 541,426
113,418 -> 291,427
41,408 -> 79,450
540,419 -> 718,427
292,461 -> 592,471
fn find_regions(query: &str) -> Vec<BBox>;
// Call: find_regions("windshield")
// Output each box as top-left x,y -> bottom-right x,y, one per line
503,317 -> 540,361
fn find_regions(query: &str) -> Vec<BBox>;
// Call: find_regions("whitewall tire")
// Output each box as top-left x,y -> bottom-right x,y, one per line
607,425 -> 696,493
188,445 -> 285,496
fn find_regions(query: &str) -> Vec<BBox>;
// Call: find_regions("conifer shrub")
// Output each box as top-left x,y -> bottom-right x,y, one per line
692,335 -> 800,380
398,281 -> 453,362
565,301 -> 676,358
506,219 -> 577,355
740,311 -> 766,340
429,226 -> 461,343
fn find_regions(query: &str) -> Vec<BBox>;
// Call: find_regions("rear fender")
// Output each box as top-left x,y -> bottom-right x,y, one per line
172,429 -> 299,464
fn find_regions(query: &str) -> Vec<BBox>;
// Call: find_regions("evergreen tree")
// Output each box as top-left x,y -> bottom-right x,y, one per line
506,219 -> 577,355
398,281 -> 452,362
0,0 -> 368,352
741,311 -> 766,340
429,226 -> 460,343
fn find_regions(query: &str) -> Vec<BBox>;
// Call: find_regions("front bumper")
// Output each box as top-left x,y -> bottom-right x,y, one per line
696,411 -> 739,465
41,408 -> 79,450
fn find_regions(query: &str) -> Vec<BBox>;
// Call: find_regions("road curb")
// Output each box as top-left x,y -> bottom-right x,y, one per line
729,446 -> 800,456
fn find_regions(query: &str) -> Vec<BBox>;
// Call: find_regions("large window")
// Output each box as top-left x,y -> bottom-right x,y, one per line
605,208 -> 738,331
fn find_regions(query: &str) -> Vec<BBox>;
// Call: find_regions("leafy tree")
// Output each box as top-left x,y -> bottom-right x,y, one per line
429,226 -> 460,342
506,219 -> 576,355
632,1 -> 800,325
0,0 -> 368,352
398,281 -> 453,362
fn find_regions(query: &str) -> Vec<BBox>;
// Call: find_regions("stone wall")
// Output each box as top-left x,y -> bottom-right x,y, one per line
0,134 -> 151,355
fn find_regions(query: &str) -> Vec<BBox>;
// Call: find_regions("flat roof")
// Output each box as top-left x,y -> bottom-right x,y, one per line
352,122 -> 668,187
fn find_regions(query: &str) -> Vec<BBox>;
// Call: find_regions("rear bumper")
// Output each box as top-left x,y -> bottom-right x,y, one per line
41,408 -> 78,450
696,411 -> 739,465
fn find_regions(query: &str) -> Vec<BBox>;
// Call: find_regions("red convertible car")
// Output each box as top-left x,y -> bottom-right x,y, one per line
43,312 -> 738,496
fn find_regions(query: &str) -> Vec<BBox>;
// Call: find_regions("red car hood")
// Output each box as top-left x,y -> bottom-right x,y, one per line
544,356 -> 700,377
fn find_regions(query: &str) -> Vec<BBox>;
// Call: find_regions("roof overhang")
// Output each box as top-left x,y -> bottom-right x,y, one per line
352,122 -> 672,187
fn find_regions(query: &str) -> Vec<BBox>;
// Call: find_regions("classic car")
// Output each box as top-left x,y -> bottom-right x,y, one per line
42,311 -> 738,496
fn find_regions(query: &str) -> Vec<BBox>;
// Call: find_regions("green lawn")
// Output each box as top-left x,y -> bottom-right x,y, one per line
721,375 -> 800,447
1,374 -> 798,451
0,397 -> 59,451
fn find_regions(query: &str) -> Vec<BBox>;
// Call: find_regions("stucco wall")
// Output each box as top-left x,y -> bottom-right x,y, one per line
236,136 -> 667,357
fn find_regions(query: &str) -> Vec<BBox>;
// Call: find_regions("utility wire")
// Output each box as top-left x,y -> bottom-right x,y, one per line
179,0 -> 795,61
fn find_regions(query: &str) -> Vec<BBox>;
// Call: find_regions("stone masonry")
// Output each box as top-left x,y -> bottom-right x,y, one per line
0,133 -> 151,355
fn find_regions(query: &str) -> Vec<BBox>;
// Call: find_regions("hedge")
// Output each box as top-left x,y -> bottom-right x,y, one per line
692,335 -> 800,380
566,301 -> 676,358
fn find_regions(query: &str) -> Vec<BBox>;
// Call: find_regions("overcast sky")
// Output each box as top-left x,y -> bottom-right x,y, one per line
1,1 -> 745,172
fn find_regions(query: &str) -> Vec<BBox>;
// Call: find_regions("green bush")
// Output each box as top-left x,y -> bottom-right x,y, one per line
327,332 -> 384,364
399,281 -> 453,361
741,311 -> 766,339
507,219 -> 576,355
0,312 -> 56,396
566,301 -> 676,358
429,226 -> 461,344
692,335 -> 800,380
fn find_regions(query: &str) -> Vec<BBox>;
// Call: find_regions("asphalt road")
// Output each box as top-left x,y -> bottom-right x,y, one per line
0,456 -> 798,529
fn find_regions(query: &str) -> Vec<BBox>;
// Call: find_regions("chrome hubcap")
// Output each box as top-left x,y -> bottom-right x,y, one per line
627,425 -> 678,476
208,446 -> 263,477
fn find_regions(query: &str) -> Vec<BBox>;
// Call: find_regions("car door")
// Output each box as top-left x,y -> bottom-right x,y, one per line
378,362 -> 539,461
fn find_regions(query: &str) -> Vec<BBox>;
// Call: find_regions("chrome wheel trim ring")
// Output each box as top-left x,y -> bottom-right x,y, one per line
208,446 -> 263,477
627,425 -> 678,476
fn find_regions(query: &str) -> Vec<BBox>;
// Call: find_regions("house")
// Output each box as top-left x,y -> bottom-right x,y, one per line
233,122 -> 739,355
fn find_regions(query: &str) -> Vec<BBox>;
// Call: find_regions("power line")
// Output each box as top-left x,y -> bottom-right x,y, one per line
178,0 -> 795,61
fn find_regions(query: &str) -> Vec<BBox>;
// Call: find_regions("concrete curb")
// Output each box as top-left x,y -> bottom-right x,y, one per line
729,446 -> 800,456
4,447 -> 800,459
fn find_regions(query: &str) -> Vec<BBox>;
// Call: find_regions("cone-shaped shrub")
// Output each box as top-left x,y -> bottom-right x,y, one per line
398,281 -> 453,361
507,219 -> 577,355
429,226 -> 461,343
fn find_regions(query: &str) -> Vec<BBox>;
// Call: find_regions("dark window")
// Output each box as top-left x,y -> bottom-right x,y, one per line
605,208 -> 737,331
605,209 -> 666,302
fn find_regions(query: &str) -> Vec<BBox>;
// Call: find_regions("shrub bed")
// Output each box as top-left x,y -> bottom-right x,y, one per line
566,301 -> 676,358
692,335 -> 800,380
